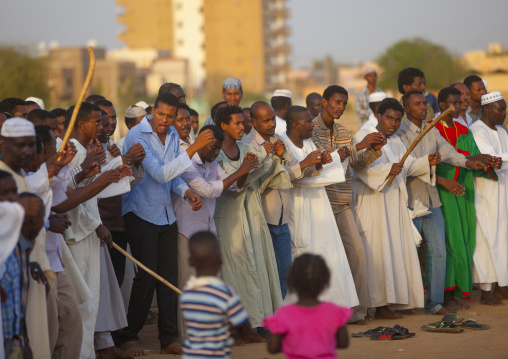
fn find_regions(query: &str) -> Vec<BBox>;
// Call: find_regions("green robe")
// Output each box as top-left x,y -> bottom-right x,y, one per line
214,142 -> 290,327
434,126 -> 496,299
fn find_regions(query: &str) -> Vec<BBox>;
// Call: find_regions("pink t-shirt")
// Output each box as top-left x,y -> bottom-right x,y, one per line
263,302 -> 352,359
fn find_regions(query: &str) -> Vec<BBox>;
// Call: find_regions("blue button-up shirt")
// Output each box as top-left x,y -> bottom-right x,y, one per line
122,117 -> 193,226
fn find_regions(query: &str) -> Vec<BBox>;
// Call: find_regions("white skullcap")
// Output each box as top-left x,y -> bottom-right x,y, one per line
135,101 -> 149,109
481,91 -> 504,106
223,77 -> 242,90
483,79 -> 488,91
25,96 -> 45,110
272,89 -> 292,98
368,92 -> 387,103
125,106 -> 147,118
363,67 -> 377,76
1,118 -> 35,138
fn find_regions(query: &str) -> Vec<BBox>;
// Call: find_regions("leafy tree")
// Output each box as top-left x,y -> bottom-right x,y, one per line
0,45 -> 49,103
377,38 -> 469,92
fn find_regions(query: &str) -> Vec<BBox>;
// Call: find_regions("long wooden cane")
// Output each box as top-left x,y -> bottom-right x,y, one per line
57,46 -> 96,156
112,242 -> 183,295
386,106 -> 455,186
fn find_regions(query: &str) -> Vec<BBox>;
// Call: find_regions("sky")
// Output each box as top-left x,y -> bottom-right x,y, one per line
1,0 -> 508,68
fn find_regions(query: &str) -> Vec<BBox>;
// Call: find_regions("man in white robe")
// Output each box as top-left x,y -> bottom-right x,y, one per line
470,91 -> 508,306
64,103 -> 132,359
353,98 -> 440,318
279,106 -> 358,308
354,92 -> 387,143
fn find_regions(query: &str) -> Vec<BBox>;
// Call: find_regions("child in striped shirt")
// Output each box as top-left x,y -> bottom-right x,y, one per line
180,231 -> 252,358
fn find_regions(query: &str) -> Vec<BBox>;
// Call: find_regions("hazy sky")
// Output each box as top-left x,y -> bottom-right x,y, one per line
2,0 -> 508,67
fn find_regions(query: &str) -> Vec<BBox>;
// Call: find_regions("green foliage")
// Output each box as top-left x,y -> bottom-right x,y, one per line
0,45 -> 49,104
377,38 -> 469,92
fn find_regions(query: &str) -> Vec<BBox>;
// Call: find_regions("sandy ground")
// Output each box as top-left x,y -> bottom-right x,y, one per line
135,289 -> 508,359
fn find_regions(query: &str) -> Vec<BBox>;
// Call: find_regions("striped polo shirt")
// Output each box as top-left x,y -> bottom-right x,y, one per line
181,280 -> 249,358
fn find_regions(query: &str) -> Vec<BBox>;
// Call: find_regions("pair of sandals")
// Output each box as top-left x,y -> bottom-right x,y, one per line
421,312 -> 489,333
352,324 -> 416,340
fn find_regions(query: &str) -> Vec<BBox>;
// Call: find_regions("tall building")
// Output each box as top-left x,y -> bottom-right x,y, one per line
116,0 -> 290,93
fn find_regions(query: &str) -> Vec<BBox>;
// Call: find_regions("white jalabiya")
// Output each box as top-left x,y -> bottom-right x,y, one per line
354,113 -> 378,143
279,133 -> 359,308
353,130 -> 432,309
470,120 -> 508,289
65,139 -> 130,359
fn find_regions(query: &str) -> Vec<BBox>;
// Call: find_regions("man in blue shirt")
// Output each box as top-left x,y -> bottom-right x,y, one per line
120,92 -> 213,356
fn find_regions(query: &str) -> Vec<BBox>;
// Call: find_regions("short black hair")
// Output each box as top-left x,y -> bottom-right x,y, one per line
94,99 -> 114,108
189,108 -> 199,117
306,92 -> 322,106
27,109 -> 54,125
158,82 -> 182,95
0,169 -> 13,180
271,96 -> 291,111
322,85 -> 348,101
463,75 -> 483,90
377,98 -> 405,117
35,125 -> 53,147
85,94 -> 105,103
438,87 -> 461,104
65,102 -> 101,129
145,106 -> 152,114
0,97 -> 26,115
287,254 -> 330,298
215,105 -> 242,128
199,124 -> 224,141
177,103 -> 191,112
285,105 -> 309,130
402,90 -> 424,108
35,133 -> 43,154
49,108 -> 66,118
397,67 -> 425,94
154,92 -> 179,110
124,116 -> 137,127
211,101 -> 228,121
99,108 -> 108,116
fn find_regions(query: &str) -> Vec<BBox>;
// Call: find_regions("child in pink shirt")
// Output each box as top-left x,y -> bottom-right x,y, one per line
263,254 -> 352,359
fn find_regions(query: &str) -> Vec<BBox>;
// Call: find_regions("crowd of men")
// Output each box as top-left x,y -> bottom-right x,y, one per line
0,66 -> 507,359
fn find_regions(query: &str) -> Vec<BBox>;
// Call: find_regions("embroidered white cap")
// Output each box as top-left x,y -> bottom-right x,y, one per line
272,89 -> 292,98
25,96 -> 45,110
1,118 -> 36,137
481,91 -> 504,106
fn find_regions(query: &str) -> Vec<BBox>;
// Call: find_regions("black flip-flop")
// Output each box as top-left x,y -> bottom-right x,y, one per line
460,320 -> 489,330
351,326 -> 386,338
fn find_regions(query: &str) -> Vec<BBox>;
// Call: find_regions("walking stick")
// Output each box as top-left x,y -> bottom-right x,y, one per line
112,242 -> 183,295
387,106 -> 455,186
49,47 -> 96,184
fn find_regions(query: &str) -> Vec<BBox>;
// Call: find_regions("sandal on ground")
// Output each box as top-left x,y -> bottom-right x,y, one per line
351,326 -> 386,338
421,322 -> 464,333
441,311 -> 464,325
459,320 -> 489,330
393,324 -> 416,338
370,327 -> 407,340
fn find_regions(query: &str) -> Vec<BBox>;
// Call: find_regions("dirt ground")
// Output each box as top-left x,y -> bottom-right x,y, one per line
135,290 -> 508,359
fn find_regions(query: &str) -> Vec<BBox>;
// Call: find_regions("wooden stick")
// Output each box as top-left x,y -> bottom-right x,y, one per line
387,106 -> 456,186
57,46 -> 96,159
112,242 -> 183,295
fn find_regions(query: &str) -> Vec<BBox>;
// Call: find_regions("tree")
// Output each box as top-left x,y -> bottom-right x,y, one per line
0,45 -> 49,103
377,38 -> 469,92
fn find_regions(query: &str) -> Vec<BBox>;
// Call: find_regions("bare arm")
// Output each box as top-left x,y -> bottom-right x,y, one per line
336,325 -> 349,349
266,332 -> 283,354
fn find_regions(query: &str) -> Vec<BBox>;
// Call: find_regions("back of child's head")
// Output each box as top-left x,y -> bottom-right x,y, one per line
188,231 -> 222,274
287,254 -> 330,299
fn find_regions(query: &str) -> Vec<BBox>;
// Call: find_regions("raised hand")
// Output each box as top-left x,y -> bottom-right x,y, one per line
466,160 -> 488,171
115,164 -> 133,179
389,163 -> 404,176
107,143 -> 121,158
48,213 -> 71,234
321,150 -> 333,164
274,139 -> 286,158
301,150 -> 323,169
428,152 -> 441,165
126,143 -> 146,165
337,146 -> 351,162
263,142 -> 275,155
239,153 -> 260,174
193,129 -> 215,150
96,169 -> 122,186
357,132 -> 386,151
